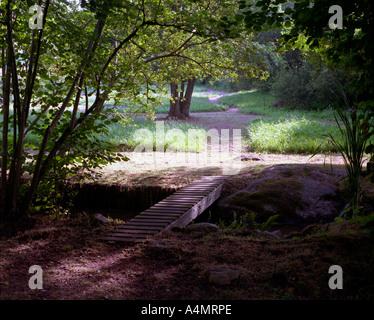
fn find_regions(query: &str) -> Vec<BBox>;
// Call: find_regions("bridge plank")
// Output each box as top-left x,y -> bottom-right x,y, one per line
101,176 -> 225,242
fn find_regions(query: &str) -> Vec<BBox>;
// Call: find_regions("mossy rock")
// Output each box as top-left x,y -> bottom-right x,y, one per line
217,165 -> 345,224
228,177 -> 304,223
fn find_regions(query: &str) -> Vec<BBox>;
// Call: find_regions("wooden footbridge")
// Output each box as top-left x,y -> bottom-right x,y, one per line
101,176 -> 226,242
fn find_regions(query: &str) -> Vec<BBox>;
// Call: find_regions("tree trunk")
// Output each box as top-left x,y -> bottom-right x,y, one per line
2,0 -> 25,218
180,78 -> 195,117
179,80 -> 185,113
21,19 -> 106,217
168,78 -> 195,120
168,82 -> 185,120
0,43 -> 11,218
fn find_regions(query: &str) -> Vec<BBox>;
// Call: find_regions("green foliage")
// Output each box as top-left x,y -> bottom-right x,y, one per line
238,0 -> 374,164
271,62 -> 341,110
26,112 -> 129,215
218,211 -> 279,231
240,0 -> 373,96
2,0 -> 265,218
329,105 -> 372,219
199,39 -> 282,92
217,211 -> 247,230
247,212 -> 279,232
348,214 -> 374,228
218,89 -> 338,120
201,78 -> 253,92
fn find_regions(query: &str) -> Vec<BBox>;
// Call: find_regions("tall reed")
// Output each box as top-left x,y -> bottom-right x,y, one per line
329,100 -> 371,218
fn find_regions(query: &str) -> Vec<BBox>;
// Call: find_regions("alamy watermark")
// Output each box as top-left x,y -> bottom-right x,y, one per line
132,121 -> 242,175
29,4 -> 43,30
0,2 -> 43,29
328,265 -> 343,290
328,5 -> 343,30
28,265 -> 43,290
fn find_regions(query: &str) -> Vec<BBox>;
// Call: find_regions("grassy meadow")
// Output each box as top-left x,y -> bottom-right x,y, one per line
3,87 -> 369,156
218,90 -> 344,154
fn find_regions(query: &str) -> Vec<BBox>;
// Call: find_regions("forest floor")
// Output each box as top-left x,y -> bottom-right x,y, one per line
1,92 -> 374,301
1,206 -> 374,300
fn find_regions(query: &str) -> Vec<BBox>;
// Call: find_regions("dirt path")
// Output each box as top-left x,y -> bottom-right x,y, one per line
183,108 -> 260,132
1,211 -> 373,300
206,88 -> 233,104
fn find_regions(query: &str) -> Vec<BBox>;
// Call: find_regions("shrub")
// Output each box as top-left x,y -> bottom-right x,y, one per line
200,78 -> 255,92
271,62 -> 343,110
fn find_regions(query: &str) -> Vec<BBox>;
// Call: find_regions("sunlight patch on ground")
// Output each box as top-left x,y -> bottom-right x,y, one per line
92,151 -> 347,188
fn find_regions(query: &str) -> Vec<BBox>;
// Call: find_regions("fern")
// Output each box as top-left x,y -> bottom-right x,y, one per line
248,212 -> 279,231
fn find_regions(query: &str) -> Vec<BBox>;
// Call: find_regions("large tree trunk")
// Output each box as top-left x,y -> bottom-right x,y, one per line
180,78 -> 195,117
168,78 -> 195,120
168,82 -> 185,120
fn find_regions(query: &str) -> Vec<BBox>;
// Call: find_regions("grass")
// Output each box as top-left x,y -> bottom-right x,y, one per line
247,117 -> 341,154
218,90 -> 336,121
7,87 -> 369,156
218,90 -> 277,114
3,110 -> 207,154
218,90 -> 343,154
93,118 -> 207,152
3,117 -> 206,154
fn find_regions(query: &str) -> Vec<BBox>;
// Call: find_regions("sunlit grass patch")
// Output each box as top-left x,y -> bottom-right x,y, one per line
218,90 -> 277,114
218,90 -> 335,122
95,119 -> 207,152
247,116 -> 341,154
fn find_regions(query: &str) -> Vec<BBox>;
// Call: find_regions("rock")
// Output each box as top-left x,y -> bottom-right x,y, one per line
207,268 -> 241,285
217,165 -> 346,224
94,213 -> 111,224
233,155 -> 264,161
186,222 -> 219,233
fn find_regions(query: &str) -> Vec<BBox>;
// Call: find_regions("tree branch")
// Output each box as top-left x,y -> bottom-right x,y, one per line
145,33 -> 195,63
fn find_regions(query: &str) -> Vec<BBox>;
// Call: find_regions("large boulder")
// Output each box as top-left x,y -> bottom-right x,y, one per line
217,165 -> 345,224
